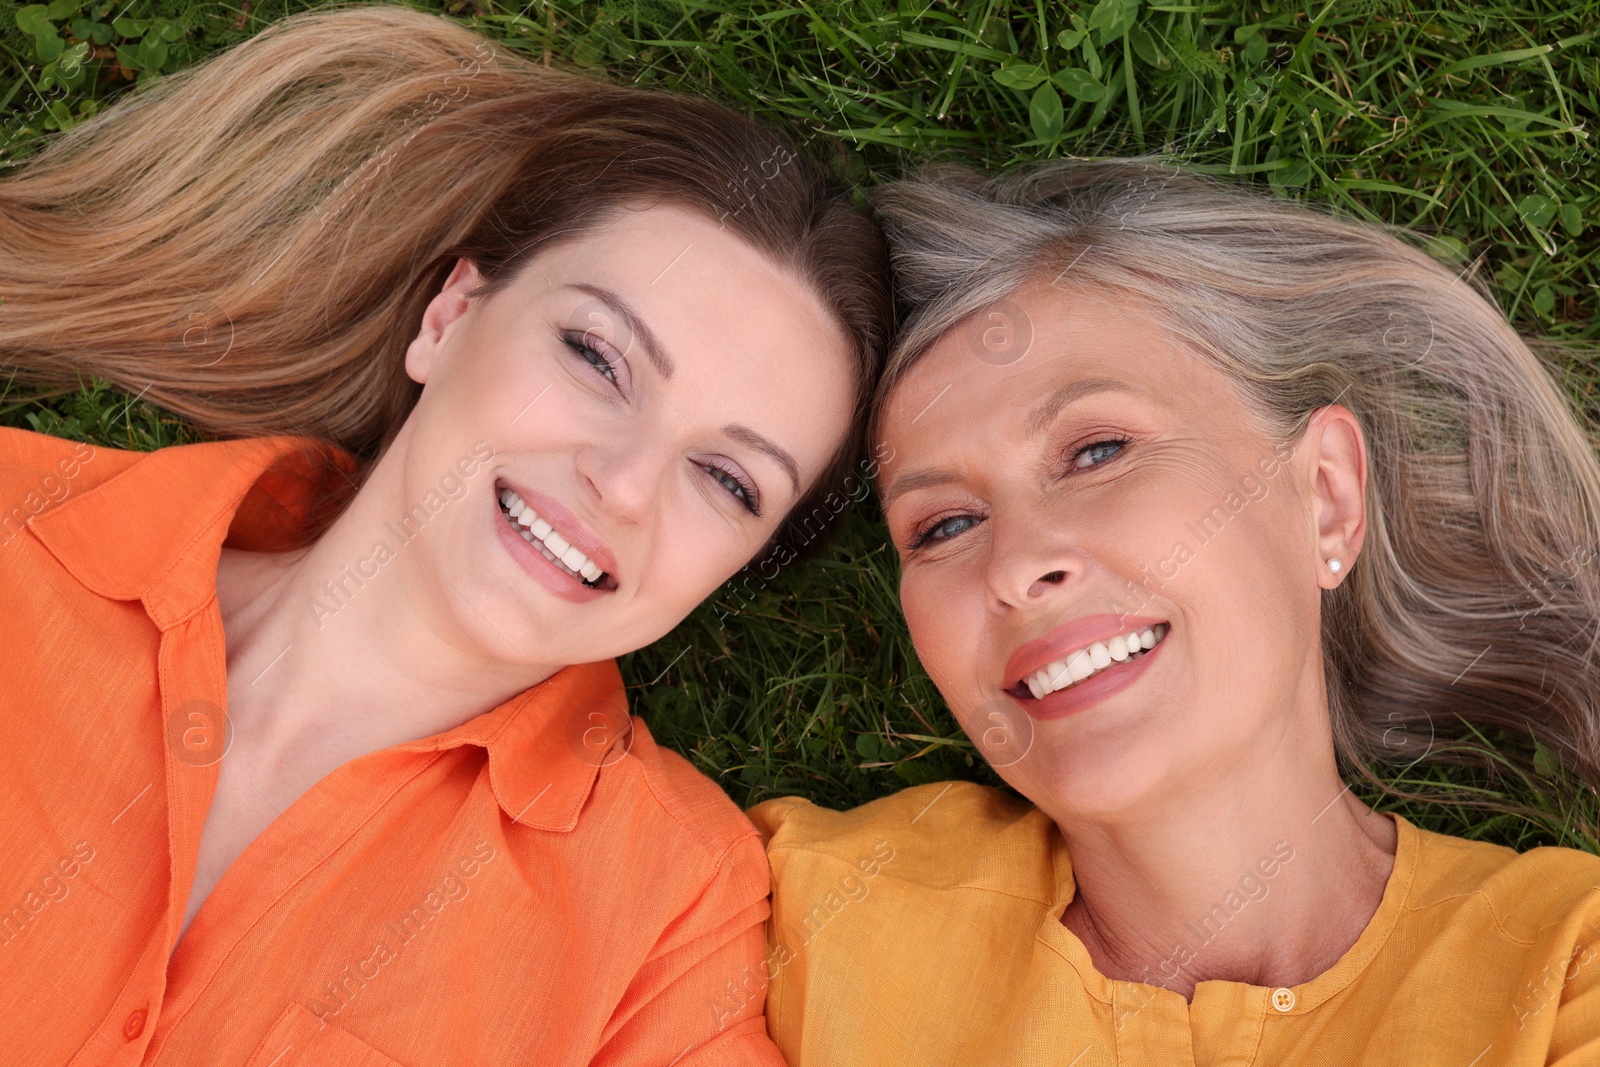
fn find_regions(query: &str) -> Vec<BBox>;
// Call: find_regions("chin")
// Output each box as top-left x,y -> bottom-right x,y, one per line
1023,740 -> 1175,822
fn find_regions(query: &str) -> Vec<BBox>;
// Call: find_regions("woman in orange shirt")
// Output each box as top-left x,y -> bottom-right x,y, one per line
753,160 -> 1600,1064
0,7 -> 887,1065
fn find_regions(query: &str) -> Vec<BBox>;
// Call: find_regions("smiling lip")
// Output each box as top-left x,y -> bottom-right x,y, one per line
1015,635 -> 1167,721
1004,614 -> 1167,690
493,480 -> 620,603
499,481 -> 620,577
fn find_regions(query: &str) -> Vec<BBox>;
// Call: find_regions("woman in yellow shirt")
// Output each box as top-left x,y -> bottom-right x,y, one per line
751,160 -> 1600,1065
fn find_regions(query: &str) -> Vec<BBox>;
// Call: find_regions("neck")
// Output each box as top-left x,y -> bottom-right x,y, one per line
1053,736 -> 1399,1000
215,463 -> 560,786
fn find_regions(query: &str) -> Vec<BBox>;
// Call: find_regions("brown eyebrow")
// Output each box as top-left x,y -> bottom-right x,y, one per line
570,284 -> 674,380
880,466 -> 961,511
723,424 -> 800,496
883,377 -> 1146,509
1024,376 -> 1143,437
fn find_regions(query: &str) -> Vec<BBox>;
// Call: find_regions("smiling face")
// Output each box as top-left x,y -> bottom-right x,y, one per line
878,278 -> 1364,823
386,202 -> 854,668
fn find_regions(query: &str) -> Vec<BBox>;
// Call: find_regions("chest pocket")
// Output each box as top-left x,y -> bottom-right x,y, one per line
244,1004 -> 411,1067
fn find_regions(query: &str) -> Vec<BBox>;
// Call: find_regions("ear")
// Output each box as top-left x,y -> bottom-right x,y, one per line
1300,404 -> 1367,589
405,258 -> 483,386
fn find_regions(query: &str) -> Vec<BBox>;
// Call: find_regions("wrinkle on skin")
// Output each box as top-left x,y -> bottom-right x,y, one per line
877,277 -> 1394,998
882,284 -> 1319,822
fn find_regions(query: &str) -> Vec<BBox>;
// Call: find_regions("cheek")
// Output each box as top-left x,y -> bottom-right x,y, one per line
435,311 -> 563,421
899,567 -> 983,684
1098,459 -> 1261,588
1170,511 -> 1311,715
1123,477 -> 1212,548
648,502 -> 762,603
1199,489 -> 1308,610
899,572 -> 945,652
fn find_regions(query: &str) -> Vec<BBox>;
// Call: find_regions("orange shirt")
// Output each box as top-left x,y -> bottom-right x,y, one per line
0,427 -> 784,1067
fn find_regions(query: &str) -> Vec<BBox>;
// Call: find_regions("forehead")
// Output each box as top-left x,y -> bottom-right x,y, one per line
876,286 -> 1260,483
529,203 -> 834,342
881,284 -> 1173,445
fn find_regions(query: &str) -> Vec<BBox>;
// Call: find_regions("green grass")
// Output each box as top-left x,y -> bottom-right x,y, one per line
5,0 -> 1599,852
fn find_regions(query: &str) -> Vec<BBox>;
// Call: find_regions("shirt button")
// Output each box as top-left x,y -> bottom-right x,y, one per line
1270,987 -> 1296,1012
123,1008 -> 147,1040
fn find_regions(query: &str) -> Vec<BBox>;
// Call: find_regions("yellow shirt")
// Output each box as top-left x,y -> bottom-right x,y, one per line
749,782 -> 1600,1066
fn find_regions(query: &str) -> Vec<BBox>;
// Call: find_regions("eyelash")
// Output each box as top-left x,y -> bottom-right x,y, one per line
905,436 -> 1132,550
1069,436 -> 1131,471
906,512 -> 979,551
562,330 -> 761,517
563,332 -> 620,385
704,462 -> 762,517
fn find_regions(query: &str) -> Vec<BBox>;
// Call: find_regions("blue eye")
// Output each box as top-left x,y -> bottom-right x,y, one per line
704,462 -> 761,517
564,333 -> 619,384
909,513 -> 980,550
904,438 -> 1131,552
1071,438 -> 1130,469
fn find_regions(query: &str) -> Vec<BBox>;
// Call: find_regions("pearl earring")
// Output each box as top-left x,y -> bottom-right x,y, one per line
1328,558 -> 1343,574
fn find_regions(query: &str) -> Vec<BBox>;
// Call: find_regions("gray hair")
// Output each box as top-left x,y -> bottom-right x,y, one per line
871,158 -> 1600,803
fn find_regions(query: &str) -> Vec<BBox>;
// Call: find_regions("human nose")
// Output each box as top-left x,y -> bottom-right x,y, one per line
983,504 -> 1085,612
573,428 -> 672,527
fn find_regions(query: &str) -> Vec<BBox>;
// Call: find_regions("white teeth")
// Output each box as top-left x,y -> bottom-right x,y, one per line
498,488 -> 606,586
1048,661 -> 1072,690
1067,650 -> 1094,682
1022,623 -> 1168,700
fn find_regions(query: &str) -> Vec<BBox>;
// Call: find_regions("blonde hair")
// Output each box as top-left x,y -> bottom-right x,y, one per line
0,4 -> 891,557
871,159 -> 1600,803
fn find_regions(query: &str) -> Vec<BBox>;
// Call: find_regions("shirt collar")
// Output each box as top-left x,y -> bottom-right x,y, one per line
393,657 -> 630,832
29,435 -> 622,832
29,436 -> 355,628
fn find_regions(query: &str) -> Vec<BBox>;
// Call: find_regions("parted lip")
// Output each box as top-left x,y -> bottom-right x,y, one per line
496,478 -> 621,580
1003,613 -> 1168,692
